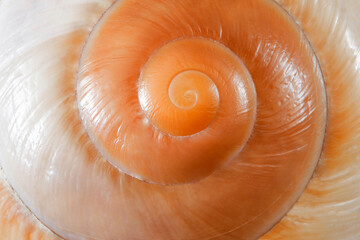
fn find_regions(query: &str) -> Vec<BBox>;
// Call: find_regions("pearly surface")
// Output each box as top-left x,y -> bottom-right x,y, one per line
0,0 -> 358,240
0,1 -> 114,239
263,0 -> 360,239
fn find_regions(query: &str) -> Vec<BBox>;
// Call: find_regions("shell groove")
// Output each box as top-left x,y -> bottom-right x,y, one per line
0,0 -> 359,239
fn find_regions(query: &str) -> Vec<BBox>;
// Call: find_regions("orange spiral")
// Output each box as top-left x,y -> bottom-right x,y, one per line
74,0 -> 326,238
3,0 -> 360,239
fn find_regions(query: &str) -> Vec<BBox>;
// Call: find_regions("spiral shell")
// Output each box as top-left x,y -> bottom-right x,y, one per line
0,0 -> 359,239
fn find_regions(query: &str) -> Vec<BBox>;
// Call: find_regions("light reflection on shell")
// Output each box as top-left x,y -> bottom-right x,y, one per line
0,0 -> 359,239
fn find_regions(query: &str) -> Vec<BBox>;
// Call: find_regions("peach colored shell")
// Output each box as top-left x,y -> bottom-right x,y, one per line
0,0 -> 359,239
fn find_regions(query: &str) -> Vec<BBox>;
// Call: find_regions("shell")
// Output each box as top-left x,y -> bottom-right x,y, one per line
0,0 -> 359,239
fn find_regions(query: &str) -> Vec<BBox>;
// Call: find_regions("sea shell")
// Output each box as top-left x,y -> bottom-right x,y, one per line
0,0 -> 359,239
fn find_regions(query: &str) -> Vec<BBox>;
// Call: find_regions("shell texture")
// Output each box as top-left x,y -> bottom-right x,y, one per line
0,0 -> 359,239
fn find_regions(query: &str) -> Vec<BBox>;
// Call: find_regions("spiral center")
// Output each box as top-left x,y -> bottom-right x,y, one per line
169,70 -> 218,110
138,40 -> 222,137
